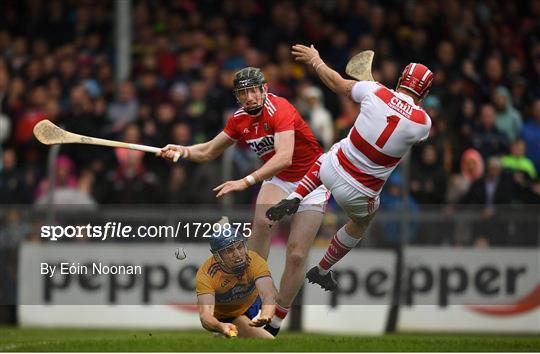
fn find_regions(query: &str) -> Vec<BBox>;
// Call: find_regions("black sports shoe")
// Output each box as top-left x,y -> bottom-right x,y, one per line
306,266 -> 337,291
264,324 -> 280,337
266,198 -> 301,221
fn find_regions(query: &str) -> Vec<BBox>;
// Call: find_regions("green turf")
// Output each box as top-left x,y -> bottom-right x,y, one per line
0,327 -> 538,352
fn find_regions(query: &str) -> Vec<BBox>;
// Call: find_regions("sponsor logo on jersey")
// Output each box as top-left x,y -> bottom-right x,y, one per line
389,96 -> 414,118
215,282 -> 256,303
246,135 -> 275,157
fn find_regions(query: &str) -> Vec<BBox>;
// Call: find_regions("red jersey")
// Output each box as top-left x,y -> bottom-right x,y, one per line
223,93 -> 323,182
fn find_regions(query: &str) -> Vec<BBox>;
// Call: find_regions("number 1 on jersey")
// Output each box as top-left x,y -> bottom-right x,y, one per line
375,115 -> 400,148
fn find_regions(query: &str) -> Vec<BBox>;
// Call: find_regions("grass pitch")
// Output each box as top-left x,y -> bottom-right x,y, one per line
0,327 -> 538,352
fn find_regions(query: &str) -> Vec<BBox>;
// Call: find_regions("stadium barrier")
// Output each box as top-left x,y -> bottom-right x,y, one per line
17,243 -> 289,329
397,247 -> 540,334
16,243 -> 539,334
302,248 -> 395,335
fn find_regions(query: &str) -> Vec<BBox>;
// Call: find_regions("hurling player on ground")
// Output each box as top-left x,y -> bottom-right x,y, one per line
196,224 -> 276,339
267,45 -> 433,291
159,67 -> 329,335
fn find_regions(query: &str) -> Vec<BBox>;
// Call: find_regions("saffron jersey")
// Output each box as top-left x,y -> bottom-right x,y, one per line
195,250 -> 271,320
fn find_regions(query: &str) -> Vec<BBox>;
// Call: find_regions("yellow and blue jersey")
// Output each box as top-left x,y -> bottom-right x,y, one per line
195,250 -> 271,320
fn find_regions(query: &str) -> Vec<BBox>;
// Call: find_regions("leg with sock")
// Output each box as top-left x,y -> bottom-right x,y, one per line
264,303 -> 288,336
318,224 -> 360,274
307,217 -> 373,291
266,210 -> 323,335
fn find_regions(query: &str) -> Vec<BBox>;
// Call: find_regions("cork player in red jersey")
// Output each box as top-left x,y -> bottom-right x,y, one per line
159,67 -> 330,335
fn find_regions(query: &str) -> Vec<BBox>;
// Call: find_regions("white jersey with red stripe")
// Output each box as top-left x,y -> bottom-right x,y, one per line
330,81 -> 431,197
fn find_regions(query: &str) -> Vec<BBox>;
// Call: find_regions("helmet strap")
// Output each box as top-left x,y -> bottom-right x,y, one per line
244,104 -> 264,116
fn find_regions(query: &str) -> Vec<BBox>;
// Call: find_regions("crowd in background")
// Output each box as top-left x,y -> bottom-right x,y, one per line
1,0 -> 540,246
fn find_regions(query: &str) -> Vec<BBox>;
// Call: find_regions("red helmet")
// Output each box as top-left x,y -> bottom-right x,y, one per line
397,63 -> 433,99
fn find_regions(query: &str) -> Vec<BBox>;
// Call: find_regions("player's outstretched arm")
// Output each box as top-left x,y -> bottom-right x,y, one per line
250,130 -> 294,181
158,132 -> 235,163
214,130 -> 294,197
292,44 -> 357,100
198,294 -> 238,336
250,276 -> 276,327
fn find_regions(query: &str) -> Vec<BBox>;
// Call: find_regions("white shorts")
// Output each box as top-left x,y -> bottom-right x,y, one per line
262,176 -> 330,213
319,153 -> 380,221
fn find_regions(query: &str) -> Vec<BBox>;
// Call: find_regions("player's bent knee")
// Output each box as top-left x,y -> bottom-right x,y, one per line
286,247 -> 308,268
347,214 -> 375,236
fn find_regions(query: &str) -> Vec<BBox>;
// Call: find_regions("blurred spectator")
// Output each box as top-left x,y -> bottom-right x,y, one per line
189,161 -> 223,205
521,99 -> 540,173
493,86 -> 522,142
171,122 -> 193,147
410,144 -> 447,204
0,148 -> 33,203
379,59 -> 399,88
35,155 -> 78,200
441,75 -> 465,130
14,86 -> 47,145
335,97 -> 359,141
97,148 -> 161,204
301,85 -> 333,151
185,80 -> 210,141
462,156 -> 516,206
167,165 -> 193,204
420,95 -> 454,172
107,81 -> 138,132
463,157 -> 517,245
378,171 -> 420,246
501,139 -> 537,182
0,209 -> 31,247
138,71 -> 167,107
483,56 -> 507,97
62,85 -> 107,166
458,98 -> 477,144
447,149 -> 484,204
0,0 -> 539,216
471,104 -> 509,160
35,168 -> 96,206
155,102 -> 176,143
0,67 -> 9,114
0,113 -> 11,145
170,82 -> 189,112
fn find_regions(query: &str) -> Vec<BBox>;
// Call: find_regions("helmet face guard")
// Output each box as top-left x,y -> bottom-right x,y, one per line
212,240 -> 248,274
209,226 -> 249,274
233,67 -> 267,115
